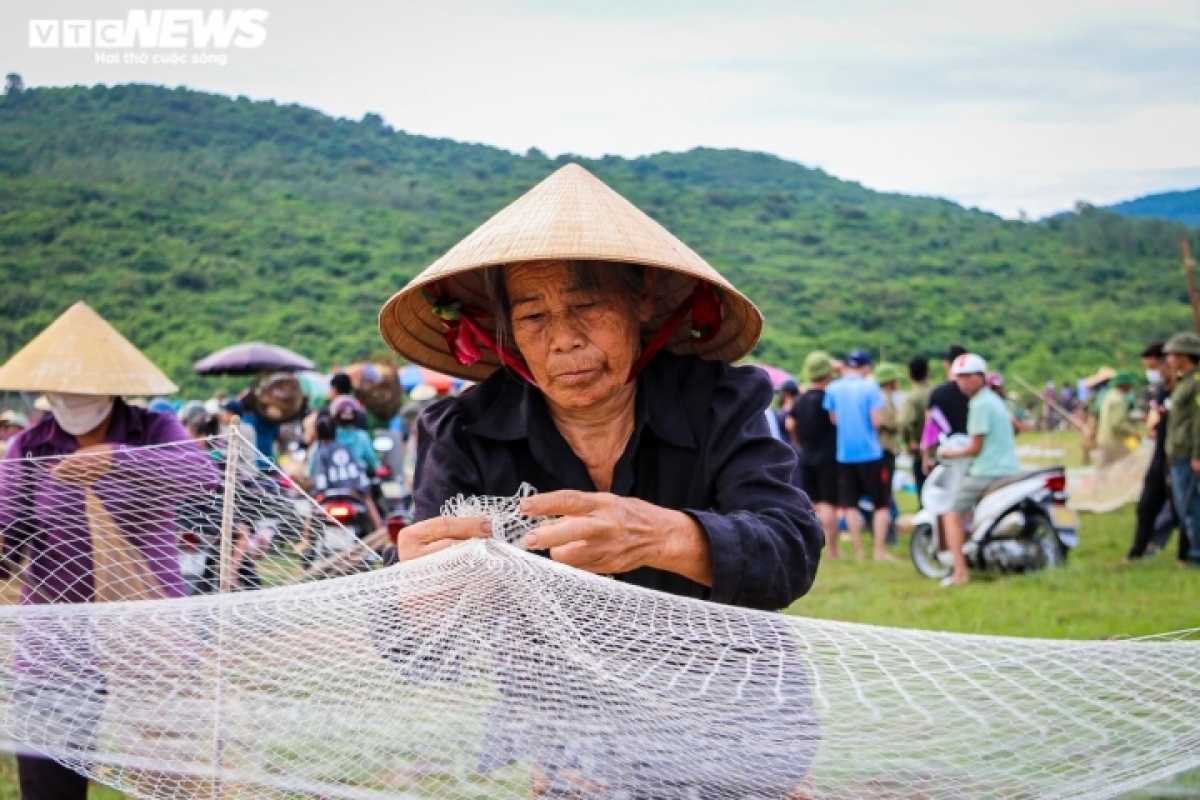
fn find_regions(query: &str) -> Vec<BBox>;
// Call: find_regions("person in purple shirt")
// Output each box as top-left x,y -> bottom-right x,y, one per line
0,302 -> 217,800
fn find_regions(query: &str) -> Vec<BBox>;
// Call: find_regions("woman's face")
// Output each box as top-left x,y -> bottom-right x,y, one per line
504,261 -> 644,412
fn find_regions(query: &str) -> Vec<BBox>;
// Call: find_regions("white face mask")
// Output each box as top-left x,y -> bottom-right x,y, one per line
45,393 -> 115,436
1145,369 -> 1163,386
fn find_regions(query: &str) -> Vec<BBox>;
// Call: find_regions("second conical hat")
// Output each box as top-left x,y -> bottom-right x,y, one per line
0,302 -> 178,395
379,163 -> 763,381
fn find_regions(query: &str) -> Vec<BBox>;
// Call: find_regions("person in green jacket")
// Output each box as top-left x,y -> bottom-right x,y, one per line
1096,372 -> 1139,466
1163,332 -> 1200,568
899,356 -> 932,498
875,363 -> 904,525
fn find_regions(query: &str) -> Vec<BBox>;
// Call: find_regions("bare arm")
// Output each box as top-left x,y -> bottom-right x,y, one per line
941,434 -> 984,460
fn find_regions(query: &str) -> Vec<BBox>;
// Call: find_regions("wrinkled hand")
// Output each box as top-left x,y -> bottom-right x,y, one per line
395,516 -> 492,562
522,491 -> 712,585
51,445 -> 114,485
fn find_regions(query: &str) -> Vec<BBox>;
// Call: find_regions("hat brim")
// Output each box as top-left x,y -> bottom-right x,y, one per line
380,261 -> 762,383
378,164 -> 763,382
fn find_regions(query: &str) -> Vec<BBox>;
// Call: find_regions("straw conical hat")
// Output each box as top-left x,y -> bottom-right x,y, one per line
379,163 -> 763,381
0,302 -> 178,395
1083,366 -> 1117,389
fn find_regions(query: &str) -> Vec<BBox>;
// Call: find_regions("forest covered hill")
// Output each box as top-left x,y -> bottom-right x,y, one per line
1,83 -> 1196,392
1108,187 -> 1200,227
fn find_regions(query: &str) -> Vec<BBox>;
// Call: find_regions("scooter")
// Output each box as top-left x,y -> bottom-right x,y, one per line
910,434 -> 1080,580
370,431 -> 411,517
318,489 -> 376,541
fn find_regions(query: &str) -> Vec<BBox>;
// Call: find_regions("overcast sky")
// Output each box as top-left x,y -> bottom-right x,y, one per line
6,0 -> 1199,218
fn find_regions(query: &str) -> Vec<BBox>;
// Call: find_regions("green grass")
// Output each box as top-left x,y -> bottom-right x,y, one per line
790,504 -> 1196,640
1017,427 -> 1089,469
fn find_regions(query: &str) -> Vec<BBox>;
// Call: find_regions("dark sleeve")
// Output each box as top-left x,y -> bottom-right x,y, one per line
927,384 -> 943,414
413,399 -> 485,523
686,367 -> 823,611
0,436 -> 34,571
787,401 -> 804,447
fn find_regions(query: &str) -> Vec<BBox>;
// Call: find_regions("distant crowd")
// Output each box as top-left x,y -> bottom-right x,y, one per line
758,336 -> 1200,573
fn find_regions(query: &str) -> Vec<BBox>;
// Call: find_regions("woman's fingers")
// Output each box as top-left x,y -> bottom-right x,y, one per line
520,490 -> 605,518
396,516 -> 492,561
547,540 -> 604,570
525,516 -> 604,550
410,516 -> 492,544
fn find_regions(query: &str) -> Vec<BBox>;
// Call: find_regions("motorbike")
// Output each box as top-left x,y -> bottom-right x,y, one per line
318,488 -> 376,541
371,431 -> 411,517
910,434 -> 1080,580
177,471 -> 294,595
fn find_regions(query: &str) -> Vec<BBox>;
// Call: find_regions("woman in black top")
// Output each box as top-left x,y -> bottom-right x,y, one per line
375,164 -> 822,796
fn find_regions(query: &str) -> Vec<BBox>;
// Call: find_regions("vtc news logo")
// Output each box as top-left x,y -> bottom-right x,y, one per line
29,10 -> 269,49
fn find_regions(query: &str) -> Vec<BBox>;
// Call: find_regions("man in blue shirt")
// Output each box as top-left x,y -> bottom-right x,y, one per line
823,350 -> 891,560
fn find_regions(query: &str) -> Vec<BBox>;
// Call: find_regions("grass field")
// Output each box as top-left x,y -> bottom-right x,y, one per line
0,467 -> 1195,798
792,504 -> 1197,639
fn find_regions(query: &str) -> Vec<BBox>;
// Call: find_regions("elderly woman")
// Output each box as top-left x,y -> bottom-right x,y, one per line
0,302 -> 216,800
378,165 -> 822,796
381,164 -> 822,610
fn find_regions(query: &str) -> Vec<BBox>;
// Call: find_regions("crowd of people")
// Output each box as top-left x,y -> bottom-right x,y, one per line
768,345 -> 1021,585
763,335 -> 1200,578
1124,335 -> 1200,567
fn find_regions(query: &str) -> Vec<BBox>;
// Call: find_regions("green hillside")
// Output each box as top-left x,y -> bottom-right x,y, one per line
1,83 -> 1197,394
1108,187 -> 1200,227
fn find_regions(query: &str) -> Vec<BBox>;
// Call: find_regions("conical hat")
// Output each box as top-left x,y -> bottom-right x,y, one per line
379,163 -> 763,381
0,302 -> 178,395
1083,366 -> 1117,389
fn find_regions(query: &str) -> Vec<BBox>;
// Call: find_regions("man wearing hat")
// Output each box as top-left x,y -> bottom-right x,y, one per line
1164,332 -> 1200,568
0,302 -> 218,798
1080,366 -> 1117,465
379,164 -> 821,794
822,349 -> 891,560
791,351 -> 840,557
875,363 -> 904,535
1096,372 -> 1139,467
900,356 -> 932,500
938,353 -> 1021,586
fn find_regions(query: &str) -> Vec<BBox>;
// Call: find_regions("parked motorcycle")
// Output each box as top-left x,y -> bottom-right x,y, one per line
910,434 -> 1079,580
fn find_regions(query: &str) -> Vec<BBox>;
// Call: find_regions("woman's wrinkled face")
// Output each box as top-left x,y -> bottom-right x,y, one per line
505,261 -> 643,411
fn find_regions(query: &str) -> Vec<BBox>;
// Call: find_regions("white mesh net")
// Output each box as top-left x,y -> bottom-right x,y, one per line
0,435 -> 1198,799
1067,444 -> 1155,514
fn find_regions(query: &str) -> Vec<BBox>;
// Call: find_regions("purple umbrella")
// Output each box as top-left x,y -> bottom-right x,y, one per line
193,342 -> 315,376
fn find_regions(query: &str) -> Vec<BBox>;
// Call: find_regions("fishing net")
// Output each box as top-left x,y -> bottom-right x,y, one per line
1065,443 -> 1155,514
0,434 -> 1198,799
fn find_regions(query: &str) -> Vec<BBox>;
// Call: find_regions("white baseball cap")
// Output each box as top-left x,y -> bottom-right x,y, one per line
951,353 -> 988,376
